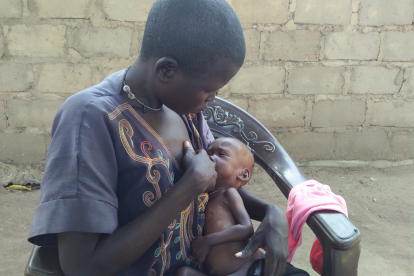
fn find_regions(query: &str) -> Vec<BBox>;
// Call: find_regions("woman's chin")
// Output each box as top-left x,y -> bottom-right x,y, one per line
198,103 -> 209,113
188,106 -> 208,114
169,104 -> 208,115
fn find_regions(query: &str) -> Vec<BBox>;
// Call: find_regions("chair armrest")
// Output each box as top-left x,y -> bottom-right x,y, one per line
25,245 -> 63,276
265,164 -> 361,276
205,97 -> 361,276
263,162 -> 361,276
25,97 -> 361,276
308,212 -> 361,276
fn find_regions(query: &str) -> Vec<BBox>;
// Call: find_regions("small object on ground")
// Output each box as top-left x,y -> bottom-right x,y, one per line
370,177 -> 376,181
3,182 -> 40,191
28,183 -> 41,189
372,198 -> 376,202
359,180 -> 365,184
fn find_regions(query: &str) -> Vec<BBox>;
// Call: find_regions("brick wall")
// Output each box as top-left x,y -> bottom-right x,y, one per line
1,0 -> 413,165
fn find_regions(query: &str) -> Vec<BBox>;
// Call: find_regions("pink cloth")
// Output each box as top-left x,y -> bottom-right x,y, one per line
286,180 -> 348,275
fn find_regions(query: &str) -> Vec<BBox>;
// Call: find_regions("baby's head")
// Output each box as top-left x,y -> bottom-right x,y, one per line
207,137 -> 254,190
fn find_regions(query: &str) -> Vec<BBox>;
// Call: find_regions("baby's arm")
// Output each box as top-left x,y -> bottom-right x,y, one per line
192,187 -> 254,262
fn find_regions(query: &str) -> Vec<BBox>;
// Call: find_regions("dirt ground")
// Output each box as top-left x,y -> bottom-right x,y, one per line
1,163 -> 413,276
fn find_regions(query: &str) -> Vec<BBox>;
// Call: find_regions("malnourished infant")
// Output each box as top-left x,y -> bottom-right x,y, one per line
177,137 -> 260,276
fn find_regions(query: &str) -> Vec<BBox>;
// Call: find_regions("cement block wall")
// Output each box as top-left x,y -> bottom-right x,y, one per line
1,0 -> 414,165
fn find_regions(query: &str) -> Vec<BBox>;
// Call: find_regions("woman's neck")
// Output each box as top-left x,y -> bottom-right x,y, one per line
125,58 -> 162,109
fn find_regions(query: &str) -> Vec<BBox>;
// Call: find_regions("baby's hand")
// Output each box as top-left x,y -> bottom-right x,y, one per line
191,236 -> 211,263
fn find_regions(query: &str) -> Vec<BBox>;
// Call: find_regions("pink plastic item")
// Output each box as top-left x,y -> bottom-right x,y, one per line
286,180 -> 348,275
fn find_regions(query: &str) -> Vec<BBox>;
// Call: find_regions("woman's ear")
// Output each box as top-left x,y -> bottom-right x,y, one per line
237,168 -> 251,183
154,57 -> 179,83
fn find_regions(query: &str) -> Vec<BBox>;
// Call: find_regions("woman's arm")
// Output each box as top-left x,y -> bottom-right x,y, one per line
238,187 -> 276,221
58,143 -> 216,276
237,187 -> 289,276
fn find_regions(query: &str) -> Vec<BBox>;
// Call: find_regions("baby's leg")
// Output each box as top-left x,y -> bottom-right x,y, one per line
175,266 -> 208,276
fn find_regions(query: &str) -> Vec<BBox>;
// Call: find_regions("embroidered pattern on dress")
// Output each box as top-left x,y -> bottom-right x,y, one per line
109,103 -> 181,171
154,232 -> 173,276
109,104 -> 208,275
118,119 -> 174,207
187,113 -> 203,150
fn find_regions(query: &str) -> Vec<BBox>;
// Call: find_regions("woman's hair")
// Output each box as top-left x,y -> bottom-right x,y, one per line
140,0 -> 246,74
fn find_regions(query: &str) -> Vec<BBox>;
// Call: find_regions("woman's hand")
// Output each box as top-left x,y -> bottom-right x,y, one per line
236,203 -> 289,276
182,141 -> 216,194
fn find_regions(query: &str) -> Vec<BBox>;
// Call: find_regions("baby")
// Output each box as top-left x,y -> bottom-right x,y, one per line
177,137 -> 260,276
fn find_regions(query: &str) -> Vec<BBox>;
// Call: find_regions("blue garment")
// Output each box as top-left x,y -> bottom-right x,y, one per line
28,69 -> 213,275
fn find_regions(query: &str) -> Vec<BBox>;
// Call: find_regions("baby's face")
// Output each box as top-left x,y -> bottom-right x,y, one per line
206,138 -> 252,187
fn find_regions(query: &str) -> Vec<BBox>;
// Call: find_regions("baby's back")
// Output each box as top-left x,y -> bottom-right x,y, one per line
203,190 -> 258,276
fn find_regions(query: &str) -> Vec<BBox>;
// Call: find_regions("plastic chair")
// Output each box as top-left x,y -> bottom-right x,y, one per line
25,97 -> 360,276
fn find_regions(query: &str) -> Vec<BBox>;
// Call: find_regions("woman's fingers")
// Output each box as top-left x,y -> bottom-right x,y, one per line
236,218 -> 288,276
182,142 -> 216,193
264,249 -> 277,276
183,141 -> 195,156
275,259 -> 286,276
235,234 -> 261,260
264,247 -> 286,276
182,141 -> 195,170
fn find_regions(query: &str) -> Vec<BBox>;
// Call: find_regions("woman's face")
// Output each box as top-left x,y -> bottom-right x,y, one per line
156,59 -> 240,115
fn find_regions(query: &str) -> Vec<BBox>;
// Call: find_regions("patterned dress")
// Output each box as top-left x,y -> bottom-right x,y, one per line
28,70 -> 215,276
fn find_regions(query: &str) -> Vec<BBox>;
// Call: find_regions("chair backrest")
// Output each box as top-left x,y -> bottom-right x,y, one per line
204,97 -> 306,198
205,98 -> 361,276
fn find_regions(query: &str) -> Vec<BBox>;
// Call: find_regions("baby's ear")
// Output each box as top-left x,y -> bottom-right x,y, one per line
237,168 -> 251,183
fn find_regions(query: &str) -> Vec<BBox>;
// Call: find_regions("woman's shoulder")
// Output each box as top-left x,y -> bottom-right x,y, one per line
64,71 -> 126,111
57,71 -> 128,120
